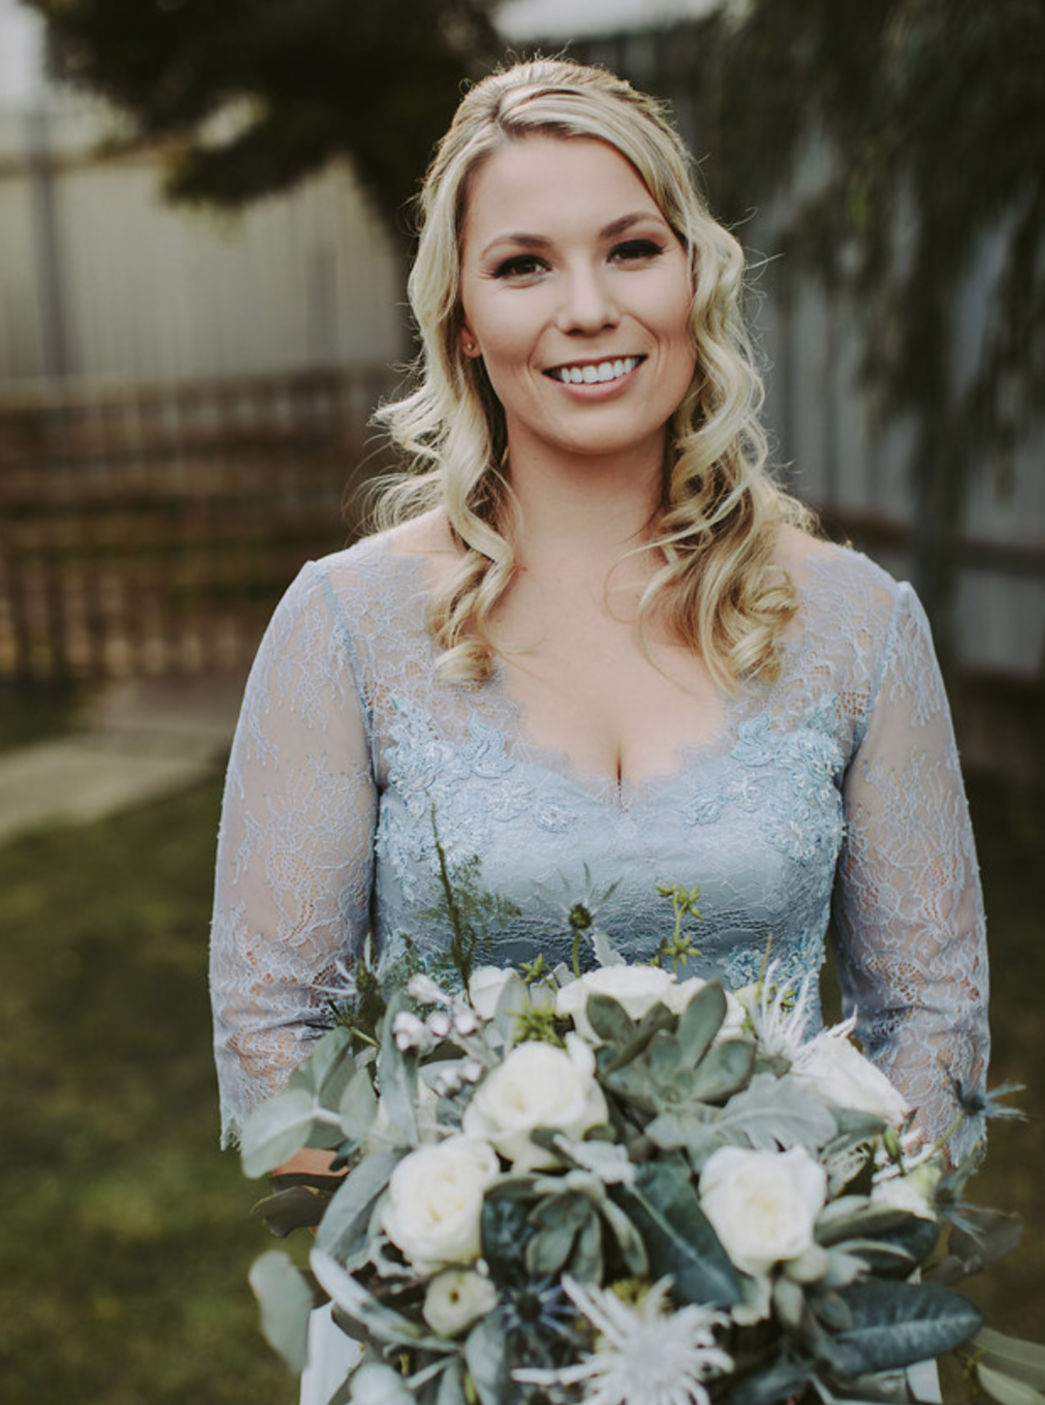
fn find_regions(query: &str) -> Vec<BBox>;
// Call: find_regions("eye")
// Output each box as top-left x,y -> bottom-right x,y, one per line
492,254 -> 549,281
610,238 -> 665,263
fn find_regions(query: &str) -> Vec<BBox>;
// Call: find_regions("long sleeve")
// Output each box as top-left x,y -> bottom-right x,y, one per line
831,582 -> 990,1163
209,562 -> 376,1147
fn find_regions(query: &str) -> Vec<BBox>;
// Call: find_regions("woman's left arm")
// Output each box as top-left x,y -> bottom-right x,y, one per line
831,582 -> 990,1163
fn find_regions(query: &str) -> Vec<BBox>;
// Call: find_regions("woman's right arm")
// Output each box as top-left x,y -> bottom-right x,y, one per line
209,561 -> 377,1150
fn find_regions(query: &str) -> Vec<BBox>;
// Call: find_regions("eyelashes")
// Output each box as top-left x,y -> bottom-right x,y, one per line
490,239 -> 667,281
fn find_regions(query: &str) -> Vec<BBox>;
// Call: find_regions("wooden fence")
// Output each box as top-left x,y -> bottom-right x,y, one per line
0,365 -> 397,680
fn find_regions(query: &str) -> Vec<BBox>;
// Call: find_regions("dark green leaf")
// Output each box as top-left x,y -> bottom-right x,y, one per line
729,1360 -> 816,1405
616,1160 -> 742,1308
830,1281 -> 983,1373
570,1208 -> 603,1283
481,1182 -> 538,1288
250,1183 -> 335,1237
600,1001 -> 677,1074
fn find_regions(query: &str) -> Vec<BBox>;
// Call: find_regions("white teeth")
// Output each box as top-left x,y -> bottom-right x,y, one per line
553,356 -> 639,384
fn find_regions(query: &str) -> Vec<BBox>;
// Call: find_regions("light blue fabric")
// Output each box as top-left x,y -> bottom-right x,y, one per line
210,533 -> 989,1161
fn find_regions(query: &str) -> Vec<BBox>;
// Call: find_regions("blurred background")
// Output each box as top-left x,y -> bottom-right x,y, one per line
0,0 -> 1042,1400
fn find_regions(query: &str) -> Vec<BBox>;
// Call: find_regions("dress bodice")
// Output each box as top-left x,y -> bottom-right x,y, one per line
209,533 -> 989,1161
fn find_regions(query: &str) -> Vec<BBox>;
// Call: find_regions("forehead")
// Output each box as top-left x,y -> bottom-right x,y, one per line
460,136 -> 662,249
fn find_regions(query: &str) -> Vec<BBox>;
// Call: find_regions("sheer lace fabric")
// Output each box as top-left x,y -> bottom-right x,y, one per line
210,534 -> 989,1161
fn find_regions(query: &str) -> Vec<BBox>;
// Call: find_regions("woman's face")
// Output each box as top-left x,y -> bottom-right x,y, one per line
458,135 -> 696,473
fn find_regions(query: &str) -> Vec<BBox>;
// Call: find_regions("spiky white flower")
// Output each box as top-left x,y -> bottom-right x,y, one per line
514,1277 -> 732,1405
737,962 -> 817,1060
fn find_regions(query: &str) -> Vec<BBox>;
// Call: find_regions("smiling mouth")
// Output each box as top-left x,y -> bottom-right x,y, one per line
545,355 -> 644,385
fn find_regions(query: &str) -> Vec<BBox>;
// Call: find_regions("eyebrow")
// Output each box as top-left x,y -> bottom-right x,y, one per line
479,211 -> 668,260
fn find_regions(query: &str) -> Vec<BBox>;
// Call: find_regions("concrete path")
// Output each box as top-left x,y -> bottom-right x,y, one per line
0,671 -> 246,845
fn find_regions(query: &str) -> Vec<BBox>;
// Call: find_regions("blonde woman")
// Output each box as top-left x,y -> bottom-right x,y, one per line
210,60 -> 988,1396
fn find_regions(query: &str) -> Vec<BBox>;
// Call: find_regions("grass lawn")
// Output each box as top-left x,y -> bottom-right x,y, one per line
0,760 -> 1041,1403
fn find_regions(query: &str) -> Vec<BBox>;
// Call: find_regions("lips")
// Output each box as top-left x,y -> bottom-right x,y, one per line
544,355 -> 644,385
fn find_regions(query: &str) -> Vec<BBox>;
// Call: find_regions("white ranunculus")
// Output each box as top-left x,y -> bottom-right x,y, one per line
462,1034 -> 608,1169
422,1267 -> 500,1336
700,1146 -> 828,1277
381,1136 -> 500,1274
792,1031 -> 909,1124
467,966 -> 517,1021
556,965 -> 677,1042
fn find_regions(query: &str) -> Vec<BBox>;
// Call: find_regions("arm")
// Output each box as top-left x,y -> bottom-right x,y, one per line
209,561 -> 376,1150
831,583 -> 990,1164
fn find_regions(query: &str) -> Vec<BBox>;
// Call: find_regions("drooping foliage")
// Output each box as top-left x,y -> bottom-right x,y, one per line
24,0 -> 502,233
689,0 -> 1045,642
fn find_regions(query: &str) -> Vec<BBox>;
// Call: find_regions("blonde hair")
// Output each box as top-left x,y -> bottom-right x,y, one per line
373,57 -> 813,688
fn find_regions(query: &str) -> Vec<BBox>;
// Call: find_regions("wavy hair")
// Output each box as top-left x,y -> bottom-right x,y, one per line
373,58 -> 813,688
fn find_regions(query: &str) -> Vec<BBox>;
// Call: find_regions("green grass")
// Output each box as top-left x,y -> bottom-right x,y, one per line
0,778 -> 296,1405
0,764 -> 1040,1403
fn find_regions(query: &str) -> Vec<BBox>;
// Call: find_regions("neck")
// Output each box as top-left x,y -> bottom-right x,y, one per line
506,438 -> 666,572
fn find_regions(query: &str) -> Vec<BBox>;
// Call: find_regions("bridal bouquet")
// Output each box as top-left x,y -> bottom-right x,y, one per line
241,886 -> 1038,1405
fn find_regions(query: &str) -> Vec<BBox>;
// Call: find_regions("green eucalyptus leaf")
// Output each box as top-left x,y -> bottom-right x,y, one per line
241,1087 -> 327,1177
525,1193 -> 591,1277
831,1281 -> 982,1373
675,982 -> 727,1066
971,1329 -> 1045,1389
248,1250 -> 314,1373
378,992 -> 419,1146
339,1068 -> 378,1142
316,1149 -> 404,1259
977,1366 -> 1045,1405
435,1358 -> 467,1405
464,1312 -> 510,1405
616,1159 -> 742,1308
289,1027 -> 355,1106
688,1038 -> 756,1102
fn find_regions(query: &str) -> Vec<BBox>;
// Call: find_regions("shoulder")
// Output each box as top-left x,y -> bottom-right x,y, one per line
307,509 -> 459,596
772,524 -> 907,634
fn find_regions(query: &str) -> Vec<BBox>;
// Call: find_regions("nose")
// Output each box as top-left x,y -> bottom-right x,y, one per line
555,262 -> 619,335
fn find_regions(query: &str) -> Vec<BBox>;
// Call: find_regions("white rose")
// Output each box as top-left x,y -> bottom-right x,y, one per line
556,965 -> 677,1042
468,966 -> 517,1021
700,1146 -> 827,1277
793,1031 -> 909,1124
381,1136 -> 500,1274
422,1268 -> 499,1336
462,1034 -> 608,1169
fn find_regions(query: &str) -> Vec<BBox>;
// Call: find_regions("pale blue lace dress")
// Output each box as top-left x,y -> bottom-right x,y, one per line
209,532 -> 989,1166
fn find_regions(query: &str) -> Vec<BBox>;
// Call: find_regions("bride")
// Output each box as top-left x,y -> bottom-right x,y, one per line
209,59 -> 989,1401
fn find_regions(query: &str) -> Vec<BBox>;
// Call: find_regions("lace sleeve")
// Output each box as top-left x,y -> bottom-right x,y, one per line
209,562 -> 376,1147
831,582 -> 990,1162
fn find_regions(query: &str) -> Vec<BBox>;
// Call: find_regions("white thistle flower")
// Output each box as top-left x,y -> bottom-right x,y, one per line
515,1277 -> 732,1405
739,962 -> 818,1060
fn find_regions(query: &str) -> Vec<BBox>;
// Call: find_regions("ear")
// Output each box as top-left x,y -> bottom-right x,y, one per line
460,322 -> 482,359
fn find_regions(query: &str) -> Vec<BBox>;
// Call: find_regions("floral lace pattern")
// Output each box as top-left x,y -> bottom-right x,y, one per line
210,534 -> 989,1161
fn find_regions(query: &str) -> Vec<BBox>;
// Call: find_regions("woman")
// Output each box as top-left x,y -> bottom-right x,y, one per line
210,57 -> 988,1394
